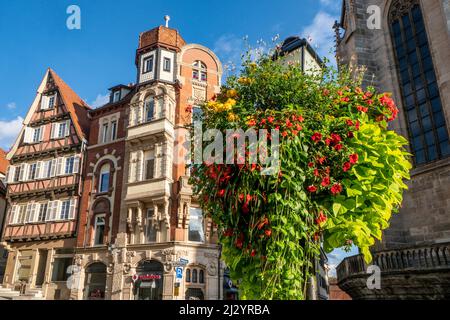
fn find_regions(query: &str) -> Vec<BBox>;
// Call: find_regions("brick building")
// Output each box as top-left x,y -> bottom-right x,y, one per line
0,20 -> 224,300
335,0 -> 450,299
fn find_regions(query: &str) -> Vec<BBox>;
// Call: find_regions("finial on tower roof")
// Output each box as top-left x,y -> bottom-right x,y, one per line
164,15 -> 170,28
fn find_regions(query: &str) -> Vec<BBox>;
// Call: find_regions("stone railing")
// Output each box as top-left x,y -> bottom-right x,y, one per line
337,242 -> 450,282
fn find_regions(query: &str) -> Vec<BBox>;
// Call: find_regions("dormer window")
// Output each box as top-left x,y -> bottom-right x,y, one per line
113,91 -> 121,103
40,93 -> 57,110
192,60 -> 207,82
143,55 -> 154,74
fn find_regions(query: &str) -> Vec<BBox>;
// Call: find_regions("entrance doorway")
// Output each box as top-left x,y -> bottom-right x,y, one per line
35,250 -> 48,287
84,262 -> 107,300
134,260 -> 164,300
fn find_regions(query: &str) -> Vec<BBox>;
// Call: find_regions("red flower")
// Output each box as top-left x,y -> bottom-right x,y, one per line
349,153 -> 359,164
325,138 -> 331,146
286,119 -> 293,128
315,211 -> 327,225
355,120 -> 360,130
242,203 -> 250,214
346,119 -> 354,126
267,116 -> 275,123
314,169 -> 320,177
307,185 -> 318,193
260,118 -> 267,125
317,157 -> 327,165
282,131 -> 288,137
264,229 -> 272,237
292,130 -> 299,136
250,249 -> 257,257
331,183 -> 343,195
308,162 -> 314,168
258,218 -> 269,230
357,105 -> 368,113
247,119 -> 257,126
343,162 -> 351,172
347,131 -> 354,138
331,133 -> 342,144
296,124 -> 303,131
323,89 -> 330,96
217,189 -> 226,197
334,144 -> 343,151
235,238 -> 243,249
311,132 -> 323,143
355,87 -> 363,94
367,99 -> 373,106
321,176 -> 331,187
341,97 -> 349,103
337,90 -> 343,96
297,115 -> 304,123
223,229 -> 234,237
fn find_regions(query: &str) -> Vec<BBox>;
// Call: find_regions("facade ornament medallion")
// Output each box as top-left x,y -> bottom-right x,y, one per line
207,260 -> 217,276
74,254 -> 84,267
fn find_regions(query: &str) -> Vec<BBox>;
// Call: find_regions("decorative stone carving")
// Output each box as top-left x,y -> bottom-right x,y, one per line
74,254 -> 84,267
389,0 -> 420,21
107,263 -> 114,275
207,260 -> 217,276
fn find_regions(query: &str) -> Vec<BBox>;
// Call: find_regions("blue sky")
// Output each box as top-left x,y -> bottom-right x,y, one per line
0,0 -> 357,271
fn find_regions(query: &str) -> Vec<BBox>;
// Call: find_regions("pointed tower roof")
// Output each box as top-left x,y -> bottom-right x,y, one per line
48,68 -> 91,140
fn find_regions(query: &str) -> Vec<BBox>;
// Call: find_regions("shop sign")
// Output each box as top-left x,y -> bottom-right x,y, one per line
179,258 -> 189,266
139,274 -> 162,281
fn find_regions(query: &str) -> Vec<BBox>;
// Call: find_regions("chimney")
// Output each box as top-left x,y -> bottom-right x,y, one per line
164,15 -> 170,28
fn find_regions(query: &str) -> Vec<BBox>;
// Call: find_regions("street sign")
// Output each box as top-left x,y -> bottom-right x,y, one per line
179,258 -> 189,266
175,267 -> 183,279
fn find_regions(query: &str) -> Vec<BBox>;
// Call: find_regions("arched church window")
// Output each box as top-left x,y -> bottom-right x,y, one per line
389,0 -> 449,165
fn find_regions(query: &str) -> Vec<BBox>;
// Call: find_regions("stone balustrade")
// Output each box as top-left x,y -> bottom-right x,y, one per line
337,242 -> 450,282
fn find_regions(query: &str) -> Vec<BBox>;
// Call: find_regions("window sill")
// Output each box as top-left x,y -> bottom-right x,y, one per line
410,156 -> 450,177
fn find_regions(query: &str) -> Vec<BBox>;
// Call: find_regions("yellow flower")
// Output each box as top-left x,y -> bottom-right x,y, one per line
227,89 -> 238,98
227,113 -> 238,122
226,98 -> 237,107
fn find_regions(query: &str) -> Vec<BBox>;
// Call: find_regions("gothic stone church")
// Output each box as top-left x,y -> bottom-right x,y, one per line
335,0 -> 450,299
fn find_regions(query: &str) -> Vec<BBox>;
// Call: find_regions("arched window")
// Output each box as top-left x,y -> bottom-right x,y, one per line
186,269 -> 191,283
192,269 -> 198,283
192,60 -> 207,82
144,97 -> 155,122
84,262 -> 107,300
389,1 -> 449,165
199,270 -> 204,284
99,164 -> 110,193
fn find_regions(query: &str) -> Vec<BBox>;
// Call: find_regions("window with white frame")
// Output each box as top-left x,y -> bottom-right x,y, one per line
51,120 -> 71,139
23,126 -> 45,144
143,55 -> 154,73
163,57 -> 171,72
99,164 -> 110,193
94,214 -> 106,246
113,91 -> 121,103
188,207 -> 205,242
110,121 -> 117,141
38,203 -> 48,222
40,93 -> 57,111
192,60 -> 207,82
101,123 -> 109,143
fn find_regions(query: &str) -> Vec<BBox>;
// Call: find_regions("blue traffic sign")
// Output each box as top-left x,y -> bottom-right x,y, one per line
175,267 -> 183,279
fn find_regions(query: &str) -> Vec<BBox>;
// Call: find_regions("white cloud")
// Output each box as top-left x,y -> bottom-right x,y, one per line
301,11 -> 339,63
6,102 -> 16,110
214,34 -> 246,75
0,117 -> 23,150
91,93 -> 110,108
326,246 -> 359,278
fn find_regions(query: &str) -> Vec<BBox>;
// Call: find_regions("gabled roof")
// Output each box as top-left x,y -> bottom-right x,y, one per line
7,69 -> 91,160
49,68 -> 91,140
0,148 -> 8,175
